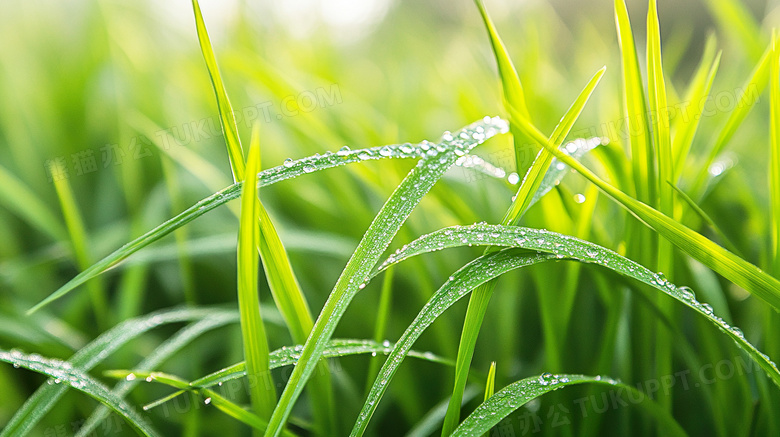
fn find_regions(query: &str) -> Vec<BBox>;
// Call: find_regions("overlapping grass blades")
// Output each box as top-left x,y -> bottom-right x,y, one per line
0,348 -> 158,437
25,121 -> 500,315
1,307 -> 240,437
443,2 -> 605,430
263,118 -> 509,436
452,374 -> 686,437
375,224 -> 780,386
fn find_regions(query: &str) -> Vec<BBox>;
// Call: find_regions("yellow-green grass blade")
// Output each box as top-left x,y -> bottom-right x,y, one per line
668,182 -> 742,257
770,31 -> 780,275
26,122 -> 496,315
263,118 -> 509,437
237,132 -> 276,419
0,164 -> 66,241
508,104 -> 780,313
672,36 -> 721,182
452,374 -> 686,437
483,361 -> 495,401
474,0 -> 533,178
191,0 -> 245,182
443,67 -> 604,435
615,0 -> 655,205
50,160 -> 108,329
691,37 -> 777,198
702,0 -> 763,61
0,349 -> 159,437
249,122 -> 334,435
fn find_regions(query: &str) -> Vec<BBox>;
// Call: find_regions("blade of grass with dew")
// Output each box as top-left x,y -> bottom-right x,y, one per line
451,374 -> 686,437
690,37 -> 777,198
443,64 -> 605,435
352,249 -> 558,436
374,224 -> 780,386
1,307 -> 241,437
507,103 -> 780,312
671,36 -> 721,182
647,0 -> 675,418
138,339 -> 453,411
75,313 -> 239,437
26,121 -> 498,314
0,164 -> 66,241
191,0 -> 244,181
264,118 -> 509,437
237,131 -> 276,420
615,0 -> 655,205
474,0 -> 532,178
0,349 -> 158,437
50,160 -> 109,329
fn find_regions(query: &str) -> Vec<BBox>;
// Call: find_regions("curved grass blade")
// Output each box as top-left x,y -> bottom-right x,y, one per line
264,118 -> 509,437
352,249 -> 558,436
27,118 -> 503,314
191,0 -> 244,181
451,374 -> 686,437
506,103 -> 780,313
238,128 -> 276,419
1,306 -> 239,437
0,349 -> 158,437
138,339 -> 451,410
75,313 -> 239,437
376,224 -> 780,387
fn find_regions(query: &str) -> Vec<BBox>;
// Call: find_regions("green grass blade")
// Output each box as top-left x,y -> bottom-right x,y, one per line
191,0 -> 245,181
0,164 -> 66,241
507,104 -> 780,313
691,38 -> 777,198
375,224 -> 780,387
474,0 -> 533,177
1,307 -> 238,437
238,128 -> 276,419
770,31 -> 780,274
451,374 -> 686,437
702,0 -> 763,61
50,160 -> 109,329
0,349 -> 158,437
264,118 -> 509,437
364,266 -> 394,396
406,387 -> 480,437
75,313 -> 239,437
647,0 -> 672,215
671,37 -> 720,181
481,362 -> 496,437
443,67 -> 604,435
26,125 -> 496,315
668,182 -> 742,257
615,0 -> 655,204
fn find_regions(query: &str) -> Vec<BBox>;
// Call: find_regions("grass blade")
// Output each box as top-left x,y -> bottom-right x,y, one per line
27,123 -> 497,315
264,118 -> 509,437
0,307 -> 239,437
506,104 -> 780,313
770,31 -> 780,274
375,224 -> 780,387
191,0 -> 245,181
0,164 -> 66,241
237,127 -> 276,419
452,374 -> 686,437
0,349 -> 158,437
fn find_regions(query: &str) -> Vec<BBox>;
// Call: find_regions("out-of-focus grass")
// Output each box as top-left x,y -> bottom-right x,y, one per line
1,0 -> 779,435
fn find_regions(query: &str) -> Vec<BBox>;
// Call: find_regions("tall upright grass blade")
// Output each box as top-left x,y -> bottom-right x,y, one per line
615,0 -> 655,204
0,349 -> 158,437
50,160 -> 109,328
1,307 -> 239,437
473,0 -> 533,178
507,105 -> 780,313
702,0 -> 763,61
452,374 -> 686,437
443,65 -> 604,435
237,128 -> 276,419
27,125 -> 496,315
264,118 -> 509,437
191,0 -> 245,181
770,31 -> 780,275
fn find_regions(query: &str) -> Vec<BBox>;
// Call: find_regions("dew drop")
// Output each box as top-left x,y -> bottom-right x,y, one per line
283,158 -> 294,168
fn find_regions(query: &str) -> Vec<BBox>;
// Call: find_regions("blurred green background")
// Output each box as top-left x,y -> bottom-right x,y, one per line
1,0 -> 779,435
